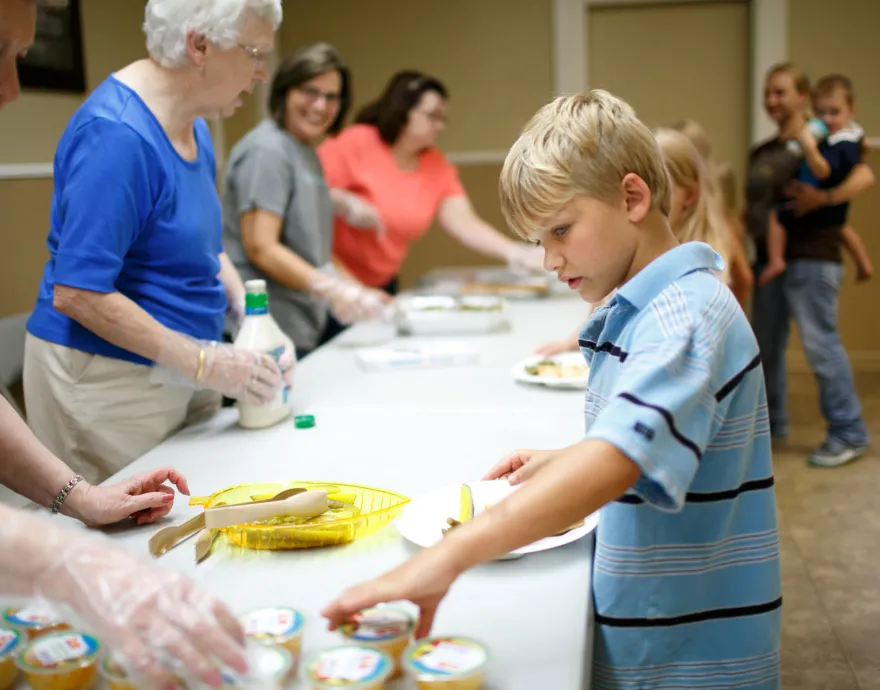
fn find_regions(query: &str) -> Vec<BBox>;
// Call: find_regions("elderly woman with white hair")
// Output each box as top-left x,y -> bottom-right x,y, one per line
0,2 -> 270,688
24,0 -> 287,484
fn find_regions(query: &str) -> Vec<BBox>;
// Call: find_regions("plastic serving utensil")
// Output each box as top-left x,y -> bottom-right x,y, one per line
203,490 -> 330,530
149,487 -> 308,557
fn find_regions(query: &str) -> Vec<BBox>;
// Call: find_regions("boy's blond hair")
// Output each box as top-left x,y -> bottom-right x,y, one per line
654,127 -> 729,282
499,90 -> 671,241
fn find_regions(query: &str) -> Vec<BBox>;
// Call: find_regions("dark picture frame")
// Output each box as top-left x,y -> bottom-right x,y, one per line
18,0 -> 86,93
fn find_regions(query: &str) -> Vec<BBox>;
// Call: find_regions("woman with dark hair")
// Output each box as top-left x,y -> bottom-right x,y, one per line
223,42 -> 389,358
318,70 -> 543,300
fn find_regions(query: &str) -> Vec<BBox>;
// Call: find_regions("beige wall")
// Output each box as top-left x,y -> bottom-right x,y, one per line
278,0 -> 554,288
0,0 -> 146,318
2,0 -> 880,369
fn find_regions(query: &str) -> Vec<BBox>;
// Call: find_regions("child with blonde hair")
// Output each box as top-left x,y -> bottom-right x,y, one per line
671,119 -> 754,308
535,123 -> 739,355
323,90 -> 780,688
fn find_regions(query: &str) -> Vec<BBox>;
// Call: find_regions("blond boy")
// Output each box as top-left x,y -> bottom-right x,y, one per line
323,91 -> 781,688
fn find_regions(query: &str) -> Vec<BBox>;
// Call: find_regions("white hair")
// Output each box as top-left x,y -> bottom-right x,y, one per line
144,0 -> 282,68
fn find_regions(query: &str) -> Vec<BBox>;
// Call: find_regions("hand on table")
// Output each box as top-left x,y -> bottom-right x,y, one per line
534,336 -> 578,356
25,517 -> 247,689
66,467 -> 190,527
483,448 -> 557,484
323,546 -> 461,639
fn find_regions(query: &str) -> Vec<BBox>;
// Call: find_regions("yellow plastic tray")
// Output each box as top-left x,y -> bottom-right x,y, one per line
189,481 -> 410,550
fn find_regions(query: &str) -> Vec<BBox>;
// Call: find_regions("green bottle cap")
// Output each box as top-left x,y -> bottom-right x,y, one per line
294,415 -> 315,429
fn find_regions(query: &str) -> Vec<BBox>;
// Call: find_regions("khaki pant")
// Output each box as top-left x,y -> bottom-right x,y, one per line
23,334 -> 221,484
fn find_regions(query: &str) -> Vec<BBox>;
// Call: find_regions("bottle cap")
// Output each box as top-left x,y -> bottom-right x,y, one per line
294,415 -> 315,429
245,279 -> 268,293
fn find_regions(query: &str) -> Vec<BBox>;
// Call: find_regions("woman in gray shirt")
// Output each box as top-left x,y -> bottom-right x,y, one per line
223,43 -> 389,357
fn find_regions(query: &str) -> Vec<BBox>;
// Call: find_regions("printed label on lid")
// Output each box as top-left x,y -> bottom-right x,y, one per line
309,647 -> 388,683
0,629 -> 19,656
29,634 -> 98,668
6,605 -> 60,627
409,639 -> 487,676
242,607 -> 303,638
342,607 -> 413,642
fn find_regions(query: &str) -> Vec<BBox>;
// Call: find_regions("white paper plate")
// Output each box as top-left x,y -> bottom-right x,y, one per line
396,481 -> 598,560
511,351 -> 589,390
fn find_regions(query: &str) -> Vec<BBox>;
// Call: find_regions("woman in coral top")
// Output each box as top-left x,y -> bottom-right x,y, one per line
317,71 -> 542,336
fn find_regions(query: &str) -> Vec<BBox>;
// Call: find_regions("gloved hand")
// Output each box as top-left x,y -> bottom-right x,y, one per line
1,505 -> 246,689
341,192 -> 385,234
308,265 -> 392,325
505,243 -> 546,273
152,334 -> 282,405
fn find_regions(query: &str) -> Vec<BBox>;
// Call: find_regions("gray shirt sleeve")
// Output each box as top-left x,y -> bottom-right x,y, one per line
232,143 -> 294,218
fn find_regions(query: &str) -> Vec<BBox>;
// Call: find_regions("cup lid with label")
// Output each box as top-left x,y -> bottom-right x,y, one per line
217,642 -> 291,686
240,607 -> 304,640
0,628 -> 22,660
3,605 -> 63,629
404,637 -> 489,679
340,605 -> 416,643
17,631 -> 101,674
306,645 -> 392,687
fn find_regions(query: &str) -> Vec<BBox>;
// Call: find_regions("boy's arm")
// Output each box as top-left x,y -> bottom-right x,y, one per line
324,324 -> 720,633
323,440 -> 639,636
796,128 -> 831,181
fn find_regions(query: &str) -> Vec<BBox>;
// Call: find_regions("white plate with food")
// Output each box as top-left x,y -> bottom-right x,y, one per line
511,352 -> 589,389
394,294 -> 511,336
396,481 -> 598,560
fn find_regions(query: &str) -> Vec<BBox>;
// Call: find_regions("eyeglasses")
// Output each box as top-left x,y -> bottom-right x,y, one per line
414,109 -> 447,125
296,85 -> 342,105
238,44 -> 273,65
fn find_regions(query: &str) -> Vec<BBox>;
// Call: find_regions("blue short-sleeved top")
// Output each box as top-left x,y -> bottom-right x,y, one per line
27,75 -> 226,366
582,242 -> 781,689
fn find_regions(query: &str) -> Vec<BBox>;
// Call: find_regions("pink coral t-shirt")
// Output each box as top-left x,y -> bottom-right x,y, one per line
318,124 -> 465,287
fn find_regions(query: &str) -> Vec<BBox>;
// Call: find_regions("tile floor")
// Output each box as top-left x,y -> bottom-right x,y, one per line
777,371 -> 880,689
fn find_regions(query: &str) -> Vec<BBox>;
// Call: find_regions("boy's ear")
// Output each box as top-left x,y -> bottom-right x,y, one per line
622,173 -> 652,222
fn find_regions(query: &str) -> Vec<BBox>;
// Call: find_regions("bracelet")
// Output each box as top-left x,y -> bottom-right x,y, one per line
52,475 -> 84,514
194,346 -> 207,383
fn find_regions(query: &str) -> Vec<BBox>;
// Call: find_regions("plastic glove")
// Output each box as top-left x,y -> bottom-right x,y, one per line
152,334 -> 282,405
505,243 -> 546,273
0,504 -> 246,689
308,265 -> 391,325
341,193 -> 385,234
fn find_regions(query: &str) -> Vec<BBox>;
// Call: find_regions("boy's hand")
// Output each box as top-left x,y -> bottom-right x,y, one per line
483,449 -> 556,484
857,260 -> 873,283
322,546 -> 461,639
535,337 -> 578,356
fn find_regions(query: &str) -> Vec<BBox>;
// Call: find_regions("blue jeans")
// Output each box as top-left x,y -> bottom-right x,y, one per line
752,260 -> 868,446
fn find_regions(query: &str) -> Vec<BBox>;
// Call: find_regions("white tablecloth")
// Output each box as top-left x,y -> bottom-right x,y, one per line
24,296 -> 597,689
